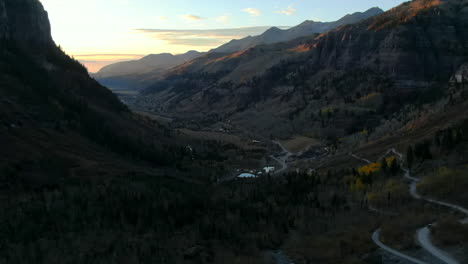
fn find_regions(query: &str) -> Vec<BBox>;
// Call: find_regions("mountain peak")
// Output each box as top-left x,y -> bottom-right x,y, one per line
366,7 -> 384,14
210,6 -> 384,54
265,27 -> 283,34
297,20 -> 320,27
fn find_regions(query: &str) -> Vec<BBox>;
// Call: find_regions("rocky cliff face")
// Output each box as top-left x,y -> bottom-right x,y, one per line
0,0 -> 52,49
299,0 -> 468,85
0,2 -> 8,39
0,0 -> 193,186
451,63 -> 468,83
137,0 -> 468,138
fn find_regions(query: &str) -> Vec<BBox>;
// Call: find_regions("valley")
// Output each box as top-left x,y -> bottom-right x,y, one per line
1,0 -> 468,263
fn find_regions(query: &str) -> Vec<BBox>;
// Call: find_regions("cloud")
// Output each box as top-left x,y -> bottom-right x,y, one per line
242,8 -> 261,16
73,54 -> 145,73
216,15 -> 230,24
157,16 -> 169,21
74,54 -> 145,60
181,14 -> 203,21
276,6 -> 297,16
133,27 -> 289,47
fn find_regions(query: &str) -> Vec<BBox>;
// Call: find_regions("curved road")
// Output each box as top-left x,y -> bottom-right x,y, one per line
354,149 -> 468,264
416,227 -> 459,264
350,153 -> 372,164
271,140 -> 293,175
372,229 -> 429,264
402,165 -> 467,264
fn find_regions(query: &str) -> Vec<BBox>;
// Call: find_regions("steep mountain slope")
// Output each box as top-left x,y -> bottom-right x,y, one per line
138,0 -> 468,139
0,0 -> 214,188
0,2 -> 297,263
3,1 -> 468,263
92,50 -> 203,91
93,8 -> 381,93
211,7 -> 383,54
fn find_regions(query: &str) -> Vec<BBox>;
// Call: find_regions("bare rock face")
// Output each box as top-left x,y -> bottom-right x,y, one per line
0,0 -> 53,49
135,0 -> 468,138
0,1 -> 9,40
300,0 -> 468,86
451,63 -> 468,83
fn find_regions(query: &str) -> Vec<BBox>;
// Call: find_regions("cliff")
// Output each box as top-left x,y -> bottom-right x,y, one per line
0,0 -> 187,187
0,0 -> 52,49
139,0 -> 468,138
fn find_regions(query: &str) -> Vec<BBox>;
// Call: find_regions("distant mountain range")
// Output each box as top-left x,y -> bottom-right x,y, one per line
4,1 -> 468,262
92,50 -> 204,91
93,7 -> 383,92
95,50 -> 203,78
137,0 -> 468,138
211,7 -> 384,53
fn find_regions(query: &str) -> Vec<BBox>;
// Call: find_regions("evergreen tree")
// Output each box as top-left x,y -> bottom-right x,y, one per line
390,159 -> 400,175
381,157 -> 388,172
406,146 -> 414,168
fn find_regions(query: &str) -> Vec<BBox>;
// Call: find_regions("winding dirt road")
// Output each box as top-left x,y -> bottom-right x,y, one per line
416,227 -> 459,264
402,165 -> 468,264
351,150 -> 468,264
372,229 -> 429,264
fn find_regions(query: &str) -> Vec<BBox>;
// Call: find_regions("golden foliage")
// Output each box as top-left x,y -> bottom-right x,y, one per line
358,92 -> 380,102
385,156 -> 396,166
358,162 -> 381,175
351,178 -> 366,192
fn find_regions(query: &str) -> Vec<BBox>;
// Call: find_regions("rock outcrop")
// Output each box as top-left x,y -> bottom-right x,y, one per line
0,1 -> 9,40
0,0 -> 52,49
299,0 -> 468,84
451,63 -> 468,83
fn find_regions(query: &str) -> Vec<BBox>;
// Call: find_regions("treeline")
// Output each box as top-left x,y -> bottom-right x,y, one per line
0,169 -> 365,264
1,41 -> 197,168
406,120 -> 467,167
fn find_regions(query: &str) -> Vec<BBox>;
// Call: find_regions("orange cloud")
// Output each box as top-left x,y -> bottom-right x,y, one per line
73,54 -> 144,73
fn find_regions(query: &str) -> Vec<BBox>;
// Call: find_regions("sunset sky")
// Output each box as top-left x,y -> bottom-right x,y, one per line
39,0 -> 406,73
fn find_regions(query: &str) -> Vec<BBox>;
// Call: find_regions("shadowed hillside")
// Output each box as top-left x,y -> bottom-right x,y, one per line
138,0 -> 468,140
2,0 -> 468,263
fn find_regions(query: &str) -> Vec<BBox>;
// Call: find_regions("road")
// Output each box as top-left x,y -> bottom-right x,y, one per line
400,161 -> 467,264
352,150 -> 467,263
372,229 -> 429,264
218,140 -> 292,183
350,153 -> 372,164
407,171 -> 467,264
271,140 -> 293,175
356,149 -> 468,264
416,227 -> 459,264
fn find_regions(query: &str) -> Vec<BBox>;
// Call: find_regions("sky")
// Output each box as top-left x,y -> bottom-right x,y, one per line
39,0 -> 407,73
